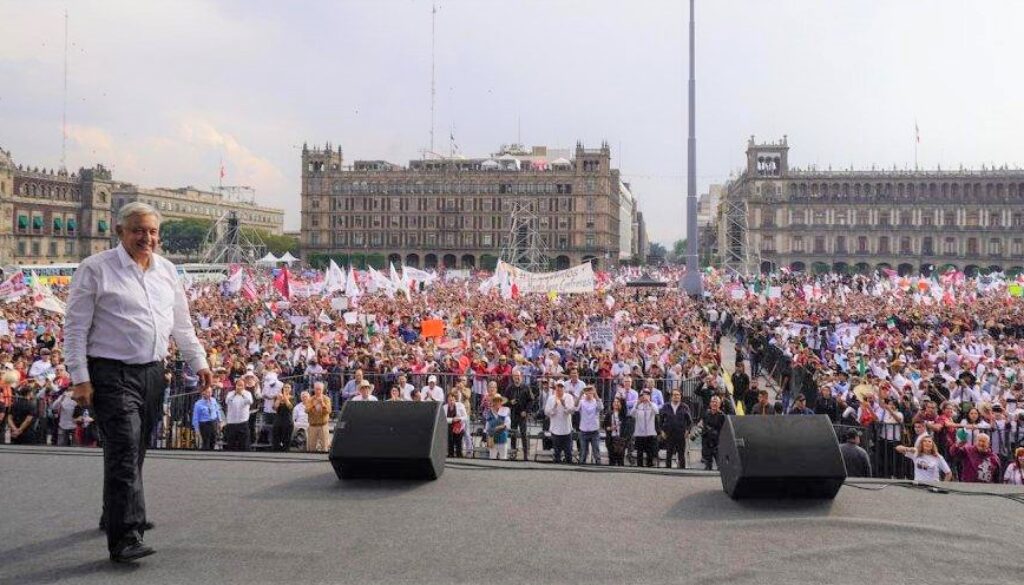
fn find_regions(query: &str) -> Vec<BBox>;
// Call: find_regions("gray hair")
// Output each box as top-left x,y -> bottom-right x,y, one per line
116,201 -> 162,226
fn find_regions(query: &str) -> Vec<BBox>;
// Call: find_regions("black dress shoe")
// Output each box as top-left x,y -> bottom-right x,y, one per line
110,541 -> 155,563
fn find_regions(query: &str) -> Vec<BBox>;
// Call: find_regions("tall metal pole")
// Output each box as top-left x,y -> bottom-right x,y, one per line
681,0 -> 703,296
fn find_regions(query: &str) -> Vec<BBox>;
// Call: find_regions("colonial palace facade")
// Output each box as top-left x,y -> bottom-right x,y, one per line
718,136 -> 1024,276
299,142 -> 648,270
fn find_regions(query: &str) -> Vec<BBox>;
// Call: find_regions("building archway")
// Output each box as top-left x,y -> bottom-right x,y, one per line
854,262 -> 871,275
963,264 -> 980,278
875,262 -> 892,274
442,254 -> 457,269
897,263 -> 914,276
812,262 -> 830,274
790,261 -> 806,273
986,264 -> 1003,275
939,263 -> 958,274
833,262 -> 849,274
405,253 -> 420,268
460,254 -> 476,269
554,255 -> 571,270
920,263 -> 935,277
387,253 -> 402,266
1007,266 -> 1024,278
424,254 -> 438,269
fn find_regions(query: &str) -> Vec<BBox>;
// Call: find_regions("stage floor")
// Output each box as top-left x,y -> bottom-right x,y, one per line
1,446 -> 1022,585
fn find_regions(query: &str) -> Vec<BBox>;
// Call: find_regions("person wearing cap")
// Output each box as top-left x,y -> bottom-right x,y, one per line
65,202 -> 211,563
350,379 -> 378,402
787,394 -> 814,415
544,381 -> 576,464
259,371 -> 283,444
839,428 -> 872,478
421,375 -> 445,403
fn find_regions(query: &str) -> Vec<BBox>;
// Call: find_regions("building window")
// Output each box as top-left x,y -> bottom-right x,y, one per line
32,215 -> 43,232
49,241 -> 57,257
813,211 -> 826,225
899,211 -> 912,226
835,236 -> 847,254
31,241 -> 40,256
878,212 -> 890,226
922,212 -> 934,226
989,239 -> 1002,256
586,215 -> 595,230
98,219 -> 109,233
17,241 -> 26,256
310,233 -> 320,246
967,238 -> 978,255
814,236 -> 826,253
482,234 -> 493,246
857,236 -> 868,254
1012,239 -> 1023,256
966,211 -> 979,227
558,236 -> 568,249
944,211 -> 955,226
16,213 -> 28,232
65,241 -> 75,256
922,237 -> 934,255
585,235 -> 596,248
443,233 -> 455,246
67,217 -> 77,233
878,236 -> 890,254
944,237 -> 957,255
900,237 -> 912,254
791,236 -> 804,252
990,212 -> 1001,227
761,235 -> 775,253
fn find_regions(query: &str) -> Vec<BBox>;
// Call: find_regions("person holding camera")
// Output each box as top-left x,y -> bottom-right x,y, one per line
505,371 -> 535,461
659,389 -> 693,469
630,390 -> 660,467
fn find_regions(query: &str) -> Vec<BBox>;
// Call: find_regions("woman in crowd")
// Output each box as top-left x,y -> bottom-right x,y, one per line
603,396 -> 627,466
896,434 -> 952,482
445,391 -> 468,458
483,394 -> 511,460
1003,447 -> 1024,485
272,383 -> 294,451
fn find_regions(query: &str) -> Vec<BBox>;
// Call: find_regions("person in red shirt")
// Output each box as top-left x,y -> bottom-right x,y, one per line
950,433 -> 1001,483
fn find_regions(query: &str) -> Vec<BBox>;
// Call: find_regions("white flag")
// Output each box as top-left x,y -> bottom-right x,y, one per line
323,260 -> 345,294
344,266 -> 362,299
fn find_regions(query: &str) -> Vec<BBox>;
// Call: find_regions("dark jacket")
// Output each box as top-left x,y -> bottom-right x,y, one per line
504,382 -> 535,420
839,442 -> 872,477
659,402 -> 694,435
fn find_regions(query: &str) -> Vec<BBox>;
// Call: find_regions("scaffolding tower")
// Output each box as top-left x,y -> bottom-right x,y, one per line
202,211 -> 266,265
500,198 -> 550,272
719,194 -> 760,276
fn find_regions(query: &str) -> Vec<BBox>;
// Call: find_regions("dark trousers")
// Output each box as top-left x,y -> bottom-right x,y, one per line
605,435 -> 626,466
552,433 -> 573,464
260,412 -> 276,444
224,422 -> 250,451
664,432 -> 687,469
198,421 -> 218,450
701,434 -> 719,470
272,424 -> 293,451
448,428 -> 464,458
635,435 -> 657,467
510,415 -> 529,460
89,358 -> 163,554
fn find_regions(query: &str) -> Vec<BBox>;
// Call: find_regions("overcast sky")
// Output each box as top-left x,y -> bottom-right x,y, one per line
2,0 -> 1023,245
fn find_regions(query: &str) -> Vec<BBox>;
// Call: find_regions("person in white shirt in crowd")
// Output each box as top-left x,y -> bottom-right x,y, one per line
291,341 -> 315,369
350,379 -> 378,401
224,379 -> 254,451
29,348 -> 56,378
291,390 -> 310,446
643,378 -> 664,409
544,381 -> 576,464
631,390 -> 660,467
577,385 -> 604,464
896,434 -> 952,482
260,371 -> 283,444
1003,447 -> 1024,485
341,368 -> 365,402
397,374 -> 416,401
51,389 -> 82,446
421,375 -> 445,403
564,368 -> 587,402
614,376 -> 639,412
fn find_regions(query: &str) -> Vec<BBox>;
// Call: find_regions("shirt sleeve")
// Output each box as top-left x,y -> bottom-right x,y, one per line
937,456 -> 951,475
169,266 -> 209,375
64,262 -> 98,385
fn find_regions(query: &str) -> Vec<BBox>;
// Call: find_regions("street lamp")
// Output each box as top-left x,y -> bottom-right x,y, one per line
680,0 -> 703,296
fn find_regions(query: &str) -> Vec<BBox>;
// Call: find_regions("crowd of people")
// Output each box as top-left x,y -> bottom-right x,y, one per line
4,261 -> 1024,484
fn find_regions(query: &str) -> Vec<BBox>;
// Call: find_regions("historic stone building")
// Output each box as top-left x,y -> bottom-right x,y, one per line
111,184 -> 284,235
0,146 -> 284,265
718,136 -> 1024,276
0,147 -> 113,265
300,141 -> 647,270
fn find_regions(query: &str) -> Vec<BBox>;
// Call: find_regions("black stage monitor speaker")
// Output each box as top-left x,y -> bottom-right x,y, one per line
718,415 -> 846,499
329,400 -> 447,480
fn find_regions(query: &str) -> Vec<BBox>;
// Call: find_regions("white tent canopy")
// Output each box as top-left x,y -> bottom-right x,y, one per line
279,252 -> 298,264
257,252 -> 280,264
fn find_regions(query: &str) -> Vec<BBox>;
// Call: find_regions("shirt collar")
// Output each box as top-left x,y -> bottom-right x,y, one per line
115,242 -> 137,270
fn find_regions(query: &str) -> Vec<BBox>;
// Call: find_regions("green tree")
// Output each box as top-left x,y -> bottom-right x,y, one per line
648,242 -> 667,263
671,239 -> 688,262
241,227 -> 299,257
160,219 -> 213,256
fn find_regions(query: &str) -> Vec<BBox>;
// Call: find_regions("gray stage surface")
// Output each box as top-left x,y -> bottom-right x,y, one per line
1,446 -> 1022,585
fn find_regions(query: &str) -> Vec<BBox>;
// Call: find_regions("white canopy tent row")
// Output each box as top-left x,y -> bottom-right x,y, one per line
257,252 -> 280,265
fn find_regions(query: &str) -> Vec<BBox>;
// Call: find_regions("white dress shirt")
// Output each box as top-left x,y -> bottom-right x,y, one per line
225,390 -> 254,424
64,243 -> 209,385
350,394 -> 379,402
421,384 -> 445,402
544,394 -> 576,435
399,383 -> 416,400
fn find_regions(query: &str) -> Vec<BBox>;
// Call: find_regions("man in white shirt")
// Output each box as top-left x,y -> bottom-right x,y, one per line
577,386 -> 603,464
421,375 -> 445,403
260,372 -> 283,444
224,379 -> 254,451
544,382 -> 576,464
397,374 -> 416,401
631,391 -> 660,467
29,348 -> 55,378
350,379 -> 378,401
66,202 -> 211,563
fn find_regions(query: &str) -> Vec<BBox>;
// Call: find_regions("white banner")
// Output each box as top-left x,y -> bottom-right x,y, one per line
588,320 -> 616,350
497,261 -> 595,294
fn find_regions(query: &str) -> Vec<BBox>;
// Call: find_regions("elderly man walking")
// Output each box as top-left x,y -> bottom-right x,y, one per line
66,202 -> 212,563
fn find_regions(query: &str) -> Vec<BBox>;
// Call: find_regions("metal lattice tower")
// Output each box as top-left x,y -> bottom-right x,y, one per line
202,211 -> 266,265
500,198 -> 550,272
719,194 -> 759,275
